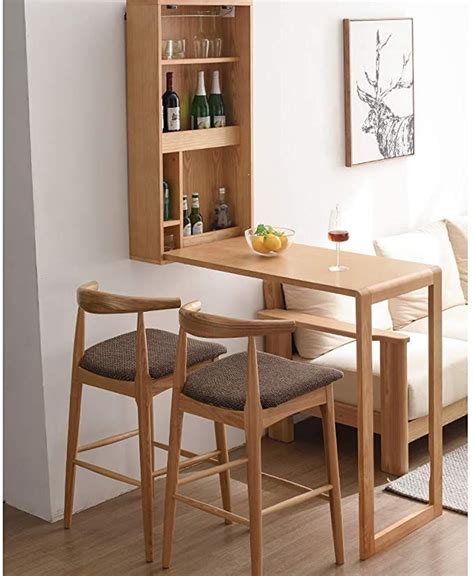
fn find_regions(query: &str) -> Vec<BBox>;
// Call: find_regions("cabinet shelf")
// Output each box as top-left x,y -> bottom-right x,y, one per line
181,226 -> 241,248
163,219 -> 181,228
162,126 -> 240,153
162,57 -> 240,66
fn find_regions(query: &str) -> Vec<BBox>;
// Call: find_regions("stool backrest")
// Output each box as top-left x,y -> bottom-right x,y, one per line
73,281 -> 181,385
175,301 -> 296,414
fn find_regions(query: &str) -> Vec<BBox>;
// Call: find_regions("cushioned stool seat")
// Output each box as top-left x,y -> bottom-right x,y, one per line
184,351 -> 343,411
80,329 -> 227,381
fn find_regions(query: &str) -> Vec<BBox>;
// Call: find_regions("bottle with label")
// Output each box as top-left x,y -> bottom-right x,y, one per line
183,195 -> 191,236
162,72 -> 180,132
209,70 -> 226,128
213,187 -> 231,230
163,180 -> 170,221
190,193 -> 204,234
191,71 -> 210,130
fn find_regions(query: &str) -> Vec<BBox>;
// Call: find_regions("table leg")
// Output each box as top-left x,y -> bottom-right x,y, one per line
356,275 -> 443,560
428,271 -> 443,514
356,293 -> 375,560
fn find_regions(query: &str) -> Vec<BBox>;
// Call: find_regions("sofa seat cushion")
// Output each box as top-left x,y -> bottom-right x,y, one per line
80,329 -> 227,381
402,304 -> 468,341
184,351 -> 343,411
295,333 -> 467,420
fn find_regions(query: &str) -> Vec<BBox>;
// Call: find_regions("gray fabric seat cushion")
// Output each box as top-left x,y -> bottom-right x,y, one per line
80,329 -> 226,381
184,351 -> 343,411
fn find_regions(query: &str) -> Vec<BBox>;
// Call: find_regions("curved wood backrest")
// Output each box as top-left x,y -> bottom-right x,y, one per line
179,301 -> 295,339
77,281 -> 181,314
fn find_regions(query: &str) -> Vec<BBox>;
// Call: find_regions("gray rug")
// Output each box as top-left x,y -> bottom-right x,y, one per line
384,444 -> 467,515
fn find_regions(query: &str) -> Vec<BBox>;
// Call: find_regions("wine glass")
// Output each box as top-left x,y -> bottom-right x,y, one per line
328,205 -> 349,272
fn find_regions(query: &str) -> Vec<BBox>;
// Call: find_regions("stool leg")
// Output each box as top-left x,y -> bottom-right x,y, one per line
150,398 -> 155,497
246,425 -> 263,576
64,376 -> 83,529
137,394 -> 154,563
320,384 -> 344,565
162,395 -> 184,569
214,422 -> 232,523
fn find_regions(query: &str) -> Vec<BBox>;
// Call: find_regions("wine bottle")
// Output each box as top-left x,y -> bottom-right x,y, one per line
212,187 -> 231,230
162,72 -> 180,132
190,193 -> 204,234
183,195 -> 191,237
191,71 -> 210,130
209,70 -> 226,128
163,180 -> 170,221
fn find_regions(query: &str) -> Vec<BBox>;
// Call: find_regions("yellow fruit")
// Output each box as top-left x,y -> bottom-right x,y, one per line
264,234 -> 281,252
276,235 -> 288,252
252,236 -> 269,254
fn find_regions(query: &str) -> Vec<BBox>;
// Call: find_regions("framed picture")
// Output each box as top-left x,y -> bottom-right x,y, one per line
343,18 -> 414,167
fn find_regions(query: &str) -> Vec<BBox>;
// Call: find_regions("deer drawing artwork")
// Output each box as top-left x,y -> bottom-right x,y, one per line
357,30 -> 414,159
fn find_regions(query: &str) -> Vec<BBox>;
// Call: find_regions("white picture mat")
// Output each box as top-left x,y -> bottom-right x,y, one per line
349,19 -> 414,165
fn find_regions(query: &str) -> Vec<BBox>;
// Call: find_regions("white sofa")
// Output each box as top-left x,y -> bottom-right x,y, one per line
260,218 -> 468,476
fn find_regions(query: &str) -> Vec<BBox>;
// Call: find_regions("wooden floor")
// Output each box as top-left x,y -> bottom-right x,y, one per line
4,417 -> 467,576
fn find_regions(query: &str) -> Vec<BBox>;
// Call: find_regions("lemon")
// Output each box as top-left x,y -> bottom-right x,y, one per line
264,234 -> 281,252
276,235 -> 288,252
252,236 -> 269,254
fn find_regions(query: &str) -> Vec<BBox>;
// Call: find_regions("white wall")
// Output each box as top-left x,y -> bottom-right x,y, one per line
5,0 -> 469,521
4,0 -> 51,519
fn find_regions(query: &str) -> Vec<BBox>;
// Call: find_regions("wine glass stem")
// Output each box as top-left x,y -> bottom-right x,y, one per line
336,242 -> 340,268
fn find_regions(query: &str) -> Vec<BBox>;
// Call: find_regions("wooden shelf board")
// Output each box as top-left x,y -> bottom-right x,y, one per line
161,57 -> 240,66
174,226 -> 241,250
162,126 -> 240,153
163,219 -> 181,228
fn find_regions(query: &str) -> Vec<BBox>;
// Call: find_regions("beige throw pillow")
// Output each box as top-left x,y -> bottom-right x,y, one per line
374,221 -> 465,329
283,285 -> 393,359
445,216 -> 468,302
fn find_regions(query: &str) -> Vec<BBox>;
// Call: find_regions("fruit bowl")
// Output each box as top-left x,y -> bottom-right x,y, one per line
245,225 -> 295,257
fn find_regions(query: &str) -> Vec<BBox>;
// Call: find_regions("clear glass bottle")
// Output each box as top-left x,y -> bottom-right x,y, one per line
213,187 -> 231,230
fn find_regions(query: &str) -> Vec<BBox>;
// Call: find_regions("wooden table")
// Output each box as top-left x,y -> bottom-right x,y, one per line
165,237 -> 443,560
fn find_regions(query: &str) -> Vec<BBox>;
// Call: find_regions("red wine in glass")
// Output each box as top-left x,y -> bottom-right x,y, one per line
328,230 -> 350,243
328,206 -> 349,271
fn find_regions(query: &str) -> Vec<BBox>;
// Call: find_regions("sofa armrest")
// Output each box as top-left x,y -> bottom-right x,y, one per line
256,309 -> 410,344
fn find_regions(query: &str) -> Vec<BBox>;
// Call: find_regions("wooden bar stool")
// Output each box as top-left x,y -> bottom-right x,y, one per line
162,301 -> 345,575
64,282 -> 228,562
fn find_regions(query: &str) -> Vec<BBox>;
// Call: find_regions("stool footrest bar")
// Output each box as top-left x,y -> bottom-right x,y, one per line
174,493 -> 249,526
178,458 -> 248,486
153,449 -> 222,478
262,483 -> 332,516
77,429 -> 139,453
74,459 -> 141,487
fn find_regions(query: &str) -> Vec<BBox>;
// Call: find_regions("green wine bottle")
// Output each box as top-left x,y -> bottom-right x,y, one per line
209,70 -> 226,128
191,71 -> 210,130
183,195 -> 191,237
190,193 -> 204,234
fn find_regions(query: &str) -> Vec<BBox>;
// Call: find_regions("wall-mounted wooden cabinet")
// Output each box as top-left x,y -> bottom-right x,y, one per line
126,0 -> 252,264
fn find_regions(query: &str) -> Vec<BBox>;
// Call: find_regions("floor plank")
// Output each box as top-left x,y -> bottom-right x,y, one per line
4,417 -> 467,575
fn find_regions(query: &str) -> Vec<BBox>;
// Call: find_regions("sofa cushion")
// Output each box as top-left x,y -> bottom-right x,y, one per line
296,332 -> 467,420
446,216 -> 468,303
374,221 -> 465,330
283,286 -> 392,359
402,304 -> 468,341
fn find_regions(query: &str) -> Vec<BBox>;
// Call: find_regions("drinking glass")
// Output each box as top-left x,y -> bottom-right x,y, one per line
328,205 -> 349,272
193,15 -> 209,58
